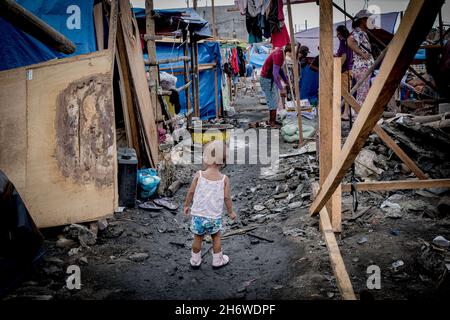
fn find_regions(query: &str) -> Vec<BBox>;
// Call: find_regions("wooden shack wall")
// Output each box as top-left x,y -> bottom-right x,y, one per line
0,50 -> 117,228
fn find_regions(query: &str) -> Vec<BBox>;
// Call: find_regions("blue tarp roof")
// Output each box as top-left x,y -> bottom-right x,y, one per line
133,7 -> 212,39
0,0 -> 96,71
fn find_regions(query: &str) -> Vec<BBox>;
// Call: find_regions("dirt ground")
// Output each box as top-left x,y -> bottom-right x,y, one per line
4,83 -> 450,301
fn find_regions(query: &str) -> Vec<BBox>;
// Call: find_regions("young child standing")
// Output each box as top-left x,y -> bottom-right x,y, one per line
183,141 -> 237,268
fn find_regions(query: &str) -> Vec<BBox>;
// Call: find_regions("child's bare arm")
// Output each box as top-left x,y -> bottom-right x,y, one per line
224,176 -> 236,220
183,172 -> 199,216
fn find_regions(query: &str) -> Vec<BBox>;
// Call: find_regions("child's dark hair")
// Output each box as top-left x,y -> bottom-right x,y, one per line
336,25 -> 350,39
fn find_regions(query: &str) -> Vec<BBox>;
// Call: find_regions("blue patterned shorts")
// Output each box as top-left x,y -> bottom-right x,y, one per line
190,216 -> 222,236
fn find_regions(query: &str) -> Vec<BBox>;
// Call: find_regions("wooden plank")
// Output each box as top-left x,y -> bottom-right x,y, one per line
0,68 -> 27,193
310,0 -> 443,216
116,22 -> 141,164
341,90 -> 427,180
320,207 -> 357,300
25,51 -> 115,228
331,58 -> 342,232
312,183 -> 356,300
0,0 -> 75,54
286,0 -> 303,144
182,31 -> 192,115
120,0 -> 159,166
341,179 -> 450,192
214,64 -> 219,118
318,0 -> 335,221
94,2 -> 105,50
107,0 -> 118,52
145,56 -> 191,65
145,0 -> 161,124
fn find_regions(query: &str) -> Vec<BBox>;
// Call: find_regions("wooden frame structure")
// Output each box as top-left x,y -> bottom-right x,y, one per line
309,0 -> 446,300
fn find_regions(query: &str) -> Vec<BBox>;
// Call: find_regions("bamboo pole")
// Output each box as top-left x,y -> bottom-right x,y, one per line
0,0 -> 76,54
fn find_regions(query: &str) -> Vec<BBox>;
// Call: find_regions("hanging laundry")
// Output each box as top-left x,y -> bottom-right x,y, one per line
268,0 -> 290,48
231,47 -> 240,75
267,0 -> 281,35
237,46 -> 246,77
271,23 -> 290,48
237,0 -> 248,15
246,12 -> 263,44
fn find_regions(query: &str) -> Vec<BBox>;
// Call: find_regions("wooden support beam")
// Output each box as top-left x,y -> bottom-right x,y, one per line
286,0 -> 303,144
341,179 -> 450,192
0,0 -> 76,54
107,0 -> 118,58
318,0 -> 335,221
331,58 -> 342,232
145,0 -> 161,123
312,183 -> 356,300
211,0 -> 218,39
214,63 -> 219,118
182,31 -> 192,116
143,34 -> 163,41
145,56 -> 191,66
310,0 -> 443,216
94,2 -> 105,50
341,90 -> 427,180
120,0 -> 159,167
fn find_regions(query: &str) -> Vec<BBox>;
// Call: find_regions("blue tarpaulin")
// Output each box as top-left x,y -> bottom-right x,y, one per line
0,0 -> 96,71
133,8 -> 212,39
300,66 -> 319,103
148,41 -> 222,119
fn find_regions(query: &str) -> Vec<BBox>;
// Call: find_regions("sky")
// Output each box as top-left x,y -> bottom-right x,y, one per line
133,0 -> 449,31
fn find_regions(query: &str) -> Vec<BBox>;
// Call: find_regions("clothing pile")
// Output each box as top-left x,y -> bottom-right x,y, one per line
238,0 -> 290,47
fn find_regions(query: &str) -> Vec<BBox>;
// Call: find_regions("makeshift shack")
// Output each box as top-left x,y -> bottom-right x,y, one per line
0,0 -> 160,228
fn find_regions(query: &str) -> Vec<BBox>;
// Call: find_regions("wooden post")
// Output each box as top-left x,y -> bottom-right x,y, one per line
214,62 -> 219,118
286,0 -> 303,144
310,0 -> 445,216
191,38 -> 200,118
145,0 -> 161,123
331,58 -> 342,232
93,2 -> 105,50
189,31 -> 198,117
318,0 -> 334,222
182,31 -> 193,116
211,0 -> 218,39
312,183 -> 356,300
0,0 -> 76,54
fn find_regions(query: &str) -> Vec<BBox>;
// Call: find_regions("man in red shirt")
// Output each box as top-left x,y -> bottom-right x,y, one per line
260,44 -> 291,128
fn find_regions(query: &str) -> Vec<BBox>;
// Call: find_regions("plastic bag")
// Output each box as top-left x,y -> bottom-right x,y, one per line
283,133 -> 299,143
159,72 -> 177,90
281,124 -> 298,136
138,169 -> 160,199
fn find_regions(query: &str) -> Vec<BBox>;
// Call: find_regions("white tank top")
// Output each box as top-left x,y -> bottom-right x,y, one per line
190,170 -> 225,219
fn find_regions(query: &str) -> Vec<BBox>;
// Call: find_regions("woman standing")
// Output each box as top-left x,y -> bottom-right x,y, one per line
335,25 -> 353,120
259,44 -> 291,128
348,10 -> 375,108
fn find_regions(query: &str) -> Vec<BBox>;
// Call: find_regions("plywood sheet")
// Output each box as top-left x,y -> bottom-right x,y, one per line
24,51 -> 116,228
0,67 -> 27,192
